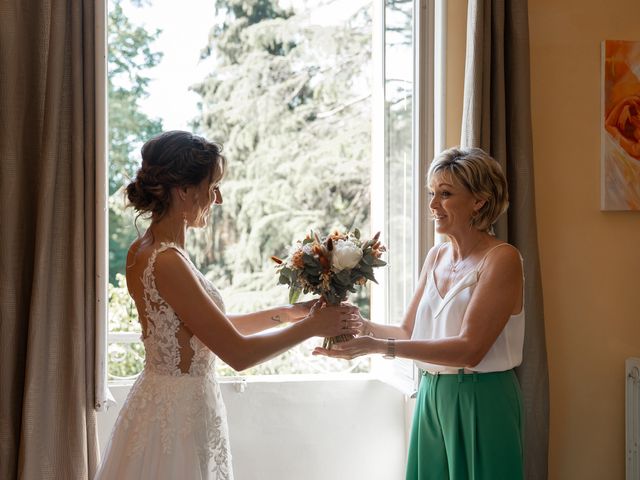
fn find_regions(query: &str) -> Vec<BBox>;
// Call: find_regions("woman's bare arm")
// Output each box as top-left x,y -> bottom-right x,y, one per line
154,250 -> 358,371
227,300 -> 316,335
357,246 -> 438,340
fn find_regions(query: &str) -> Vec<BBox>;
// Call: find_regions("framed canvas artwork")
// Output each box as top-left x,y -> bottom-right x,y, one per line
601,40 -> 640,211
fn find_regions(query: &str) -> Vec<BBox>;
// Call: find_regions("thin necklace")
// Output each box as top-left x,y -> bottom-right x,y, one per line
449,237 -> 483,273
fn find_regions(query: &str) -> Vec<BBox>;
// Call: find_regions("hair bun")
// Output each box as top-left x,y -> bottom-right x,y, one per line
126,176 -> 154,213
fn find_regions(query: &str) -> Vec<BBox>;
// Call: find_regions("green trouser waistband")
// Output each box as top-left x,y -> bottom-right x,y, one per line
406,369 -> 524,480
420,368 -> 515,382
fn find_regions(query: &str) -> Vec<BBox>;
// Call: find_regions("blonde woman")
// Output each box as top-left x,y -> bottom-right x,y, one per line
316,147 -> 525,480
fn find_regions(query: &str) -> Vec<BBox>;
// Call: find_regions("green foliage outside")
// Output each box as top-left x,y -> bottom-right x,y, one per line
107,0 -> 161,379
107,0 -> 162,286
191,0 -> 374,374
108,274 -> 145,380
107,0 -> 375,380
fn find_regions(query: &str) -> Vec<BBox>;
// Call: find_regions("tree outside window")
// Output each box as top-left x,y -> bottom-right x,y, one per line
107,0 -> 380,380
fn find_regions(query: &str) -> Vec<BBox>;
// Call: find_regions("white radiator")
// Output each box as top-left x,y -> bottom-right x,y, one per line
627,358 -> 640,480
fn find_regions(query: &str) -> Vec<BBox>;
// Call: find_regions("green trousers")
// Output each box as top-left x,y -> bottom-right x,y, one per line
406,369 -> 524,480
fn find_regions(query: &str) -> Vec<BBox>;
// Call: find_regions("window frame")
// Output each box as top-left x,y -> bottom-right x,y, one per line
369,0 -> 444,393
95,0 -> 110,410
94,0 -> 444,405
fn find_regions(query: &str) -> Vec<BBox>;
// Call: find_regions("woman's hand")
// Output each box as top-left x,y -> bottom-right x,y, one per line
312,335 -> 384,359
353,310 -> 373,337
301,300 -> 361,338
324,302 -> 374,337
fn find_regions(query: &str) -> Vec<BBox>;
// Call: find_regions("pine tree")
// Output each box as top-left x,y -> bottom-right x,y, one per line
106,0 -> 165,378
108,0 -> 164,283
191,0 -> 372,314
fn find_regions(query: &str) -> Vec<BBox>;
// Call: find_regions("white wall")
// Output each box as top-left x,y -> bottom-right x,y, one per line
98,376 -> 411,480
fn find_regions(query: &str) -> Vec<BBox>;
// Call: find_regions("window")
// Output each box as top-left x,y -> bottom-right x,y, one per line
98,0 -> 432,386
378,0 -> 418,325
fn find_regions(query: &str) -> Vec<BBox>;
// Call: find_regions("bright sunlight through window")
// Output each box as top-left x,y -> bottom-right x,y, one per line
106,0 -> 416,382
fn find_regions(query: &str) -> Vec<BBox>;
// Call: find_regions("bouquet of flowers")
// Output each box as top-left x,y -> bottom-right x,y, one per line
272,229 -> 386,349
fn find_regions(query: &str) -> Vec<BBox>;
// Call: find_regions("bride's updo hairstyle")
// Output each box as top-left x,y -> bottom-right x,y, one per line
428,146 -> 508,232
126,131 -> 226,219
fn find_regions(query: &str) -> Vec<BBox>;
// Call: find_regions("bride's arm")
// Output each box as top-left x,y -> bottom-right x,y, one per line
227,300 -> 315,335
153,250 -> 358,371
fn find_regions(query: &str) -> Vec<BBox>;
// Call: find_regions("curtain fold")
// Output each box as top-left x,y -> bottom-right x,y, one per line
0,1 -> 99,478
461,1 -> 549,479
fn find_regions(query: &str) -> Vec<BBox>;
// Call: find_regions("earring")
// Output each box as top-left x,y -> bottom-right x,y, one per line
469,210 -> 479,228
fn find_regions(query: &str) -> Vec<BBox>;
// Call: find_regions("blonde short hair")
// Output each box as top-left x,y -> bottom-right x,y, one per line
428,147 -> 509,232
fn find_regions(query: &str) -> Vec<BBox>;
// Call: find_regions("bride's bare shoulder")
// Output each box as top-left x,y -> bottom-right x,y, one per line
125,237 -> 159,284
126,238 -> 145,270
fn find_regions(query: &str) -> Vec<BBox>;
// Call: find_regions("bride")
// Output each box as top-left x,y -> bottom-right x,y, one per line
95,131 -> 359,479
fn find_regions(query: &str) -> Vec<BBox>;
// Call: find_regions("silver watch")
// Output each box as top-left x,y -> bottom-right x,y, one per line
383,338 -> 396,359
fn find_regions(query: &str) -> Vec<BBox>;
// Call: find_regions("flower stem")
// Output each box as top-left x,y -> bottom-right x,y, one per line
322,334 -> 355,350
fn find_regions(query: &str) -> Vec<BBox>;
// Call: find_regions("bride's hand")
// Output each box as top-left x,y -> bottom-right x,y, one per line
312,336 -> 384,360
302,300 -> 361,338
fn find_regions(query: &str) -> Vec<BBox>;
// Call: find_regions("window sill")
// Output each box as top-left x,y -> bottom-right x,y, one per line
108,371 -> 375,388
107,370 -> 417,399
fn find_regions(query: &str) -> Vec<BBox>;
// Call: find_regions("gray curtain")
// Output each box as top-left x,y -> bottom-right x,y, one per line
461,1 -> 549,479
0,0 -> 99,478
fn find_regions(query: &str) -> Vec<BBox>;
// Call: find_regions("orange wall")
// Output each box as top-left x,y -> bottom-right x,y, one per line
447,1 -> 640,478
530,0 -> 640,478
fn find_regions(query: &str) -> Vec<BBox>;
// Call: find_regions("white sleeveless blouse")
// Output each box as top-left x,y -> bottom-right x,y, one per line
411,243 -> 525,374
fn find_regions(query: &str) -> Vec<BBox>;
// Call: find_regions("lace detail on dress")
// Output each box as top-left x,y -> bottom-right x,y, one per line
98,242 -> 233,478
112,370 -> 232,478
141,242 -> 225,377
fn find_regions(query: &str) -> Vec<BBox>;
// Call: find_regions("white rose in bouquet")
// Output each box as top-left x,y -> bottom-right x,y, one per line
331,240 -> 363,272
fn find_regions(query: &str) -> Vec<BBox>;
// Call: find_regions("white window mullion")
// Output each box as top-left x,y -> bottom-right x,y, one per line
416,0 -> 436,265
95,0 -> 114,412
433,0 -> 447,247
434,0 -> 447,157
370,0 -> 387,327
372,0 -> 440,396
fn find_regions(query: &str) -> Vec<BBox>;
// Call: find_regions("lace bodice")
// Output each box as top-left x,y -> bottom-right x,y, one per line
141,243 -> 224,377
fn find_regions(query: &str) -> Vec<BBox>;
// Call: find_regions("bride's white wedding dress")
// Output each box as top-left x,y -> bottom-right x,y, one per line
96,243 -> 233,480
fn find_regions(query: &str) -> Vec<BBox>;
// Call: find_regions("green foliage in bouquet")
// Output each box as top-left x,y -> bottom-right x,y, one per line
273,229 -> 386,348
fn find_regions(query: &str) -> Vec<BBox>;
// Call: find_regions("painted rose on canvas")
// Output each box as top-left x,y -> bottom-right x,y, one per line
602,40 -> 640,210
